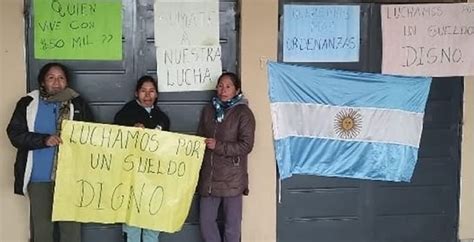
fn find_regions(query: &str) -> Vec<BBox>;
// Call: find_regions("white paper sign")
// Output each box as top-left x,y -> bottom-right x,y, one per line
283,5 -> 360,62
154,0 -> 222,92
382,3 -> 474,77
154,0 -> 219,47
156,45 -> 222,92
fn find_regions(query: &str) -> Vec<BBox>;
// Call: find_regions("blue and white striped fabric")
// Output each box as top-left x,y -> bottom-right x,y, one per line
268,62 -> 431,182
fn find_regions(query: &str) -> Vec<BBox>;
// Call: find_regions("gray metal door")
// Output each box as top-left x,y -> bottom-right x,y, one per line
277,2 -> 462,242
25,0 -> 238,241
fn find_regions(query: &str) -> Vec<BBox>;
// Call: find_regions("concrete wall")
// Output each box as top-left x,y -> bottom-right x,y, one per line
0,1 -> 30,242
460,79 -> 474,235
459,0 -> 474,238
240,0 -> 278,241
0,0 -> 472,241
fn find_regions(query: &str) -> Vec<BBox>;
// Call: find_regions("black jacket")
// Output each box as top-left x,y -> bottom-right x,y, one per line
6,90 -> 94,195
114,100 -> 170,131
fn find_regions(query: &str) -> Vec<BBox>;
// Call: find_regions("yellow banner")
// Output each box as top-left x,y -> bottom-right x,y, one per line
52,120 -> 205,232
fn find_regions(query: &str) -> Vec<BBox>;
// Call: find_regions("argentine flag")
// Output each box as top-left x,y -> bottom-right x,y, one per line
268,62 -> 431,182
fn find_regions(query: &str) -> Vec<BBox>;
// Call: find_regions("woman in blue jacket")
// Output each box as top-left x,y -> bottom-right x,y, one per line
6,62 -> 94,242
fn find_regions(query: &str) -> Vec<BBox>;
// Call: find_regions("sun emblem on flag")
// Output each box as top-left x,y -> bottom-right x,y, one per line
334,108 -> 362,139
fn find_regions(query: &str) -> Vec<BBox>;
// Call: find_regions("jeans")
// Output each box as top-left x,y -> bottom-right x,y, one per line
123,224 -> 160,242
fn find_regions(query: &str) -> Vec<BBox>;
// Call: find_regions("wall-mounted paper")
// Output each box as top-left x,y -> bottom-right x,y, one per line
154,0 -> 222,92
283,5 -> 360,62
154,0 -> 219,47
382,3 -> 474,77
34,0 -> 122,60
156,45 -> 222,92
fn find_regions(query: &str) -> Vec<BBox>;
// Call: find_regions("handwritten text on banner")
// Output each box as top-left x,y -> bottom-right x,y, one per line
52,120 -> 205,232
154,0 -> 222,92
382,3 -> 474,77
154,0 -> 219,47
283,5 -> 360,62
34,0 -> 122,60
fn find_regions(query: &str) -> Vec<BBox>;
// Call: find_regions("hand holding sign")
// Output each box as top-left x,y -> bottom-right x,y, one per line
52,120 -> 205,232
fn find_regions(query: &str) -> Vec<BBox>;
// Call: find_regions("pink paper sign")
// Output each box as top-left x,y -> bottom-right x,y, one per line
382,3 -> 474,77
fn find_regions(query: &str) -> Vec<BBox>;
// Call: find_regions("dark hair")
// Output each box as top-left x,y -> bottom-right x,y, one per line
217,72 -> 241,92
135,75 -> 158,92
37,62 -> 70,86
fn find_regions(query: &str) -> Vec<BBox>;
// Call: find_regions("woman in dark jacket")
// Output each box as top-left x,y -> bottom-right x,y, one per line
197,72 -> 256,242
114,75 -> 170,131
114,75 -> 170,242
6,62 -> 94,242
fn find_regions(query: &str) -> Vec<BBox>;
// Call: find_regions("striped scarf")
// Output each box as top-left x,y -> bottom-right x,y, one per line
211,93 -> 243,123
